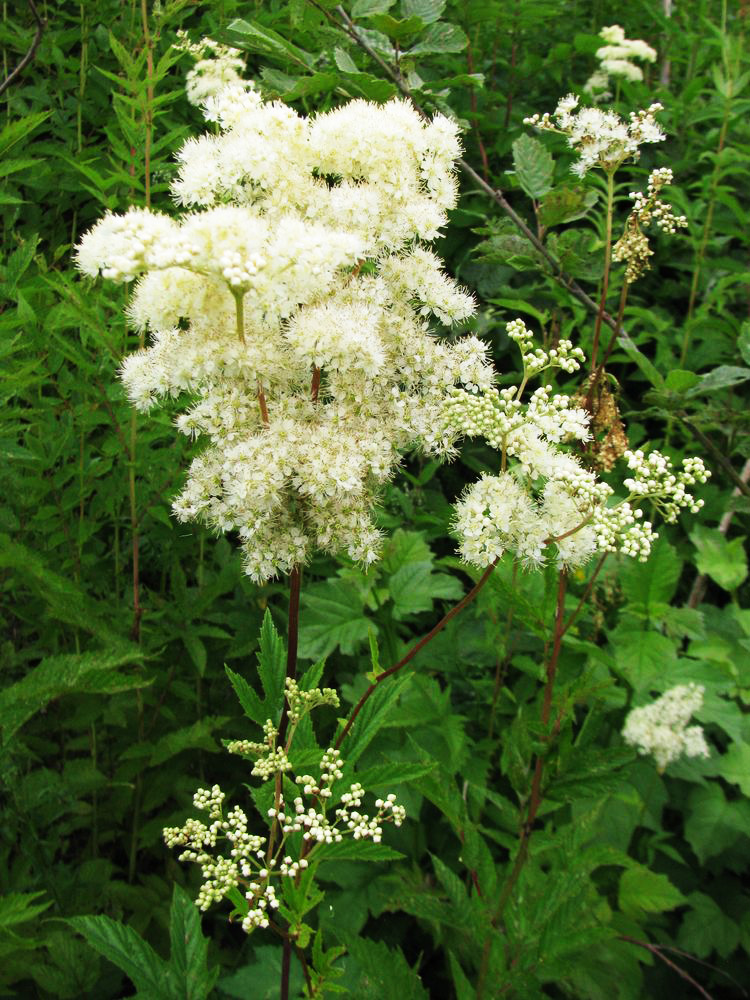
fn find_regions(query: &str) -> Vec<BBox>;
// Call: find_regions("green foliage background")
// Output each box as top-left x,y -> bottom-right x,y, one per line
1,0 -> 750,996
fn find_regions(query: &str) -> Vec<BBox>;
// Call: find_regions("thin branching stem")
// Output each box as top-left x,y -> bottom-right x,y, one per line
336,560 -> 499,750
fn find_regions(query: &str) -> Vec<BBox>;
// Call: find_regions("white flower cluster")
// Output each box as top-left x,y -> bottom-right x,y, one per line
285,677 -> 339,725
164,747 -> 405,932
585,24 -> 657,99
524,95 -> 665,176
613,168 -> 688,282
507,318 -> 585,377
163,791 -> 266,912
175,32 -> 250,107
622,683 -> 710,770
623,450 -> 708,521
447,321 -> 708,569
77,88 -> 490,582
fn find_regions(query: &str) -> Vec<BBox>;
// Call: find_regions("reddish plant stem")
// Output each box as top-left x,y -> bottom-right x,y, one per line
335,560 -> 498,750
585,281 -> 629,413
619,936 -> 715,1000
280,937 -> 292,1000
560,554 -> 608,639
311,365 -> 321,403
477,572 -> 568,998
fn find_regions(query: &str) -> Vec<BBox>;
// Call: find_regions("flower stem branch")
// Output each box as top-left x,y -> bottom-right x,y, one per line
0,0 -> 45,97
335,560 -> 498,750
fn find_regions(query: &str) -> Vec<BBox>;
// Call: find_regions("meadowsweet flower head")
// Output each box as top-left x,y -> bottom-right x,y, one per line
623,683 -> 710,770
585,25 -> 657,99
77,68 -> 490,582
524,96 -> 665,176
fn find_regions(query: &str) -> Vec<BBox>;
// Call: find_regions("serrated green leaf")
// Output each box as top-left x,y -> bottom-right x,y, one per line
678,891 -> 740,958
0,647 -> 144,744
340,672 -> 413,766
618,866 -> 686,916
299,577 -> 372,660
739,321 -> 750,366
352,0 -> 395,15
512,134 -> 554,199
67,915 -> 172,997
539,185 -> 598,227
219,19 -> 314,70
149,716 -> 229,766
691,525 -> 748,591
401,0 -> 446,23
684,782 -> 750,863
619,538 -> 683,612
718,740 -> 750,796
226,609 -> 286,724
344,937 -> 429,998
0,891 -> 51,932
169,884 -> 218,1000
686,364 -> 750,395
665,369 -> 700,391
369,13 -> 424,42
406,21 -> 467,55
314,839 -> 404,862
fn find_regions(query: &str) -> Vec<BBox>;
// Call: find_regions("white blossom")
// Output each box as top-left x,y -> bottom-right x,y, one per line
623,684 -> 710,770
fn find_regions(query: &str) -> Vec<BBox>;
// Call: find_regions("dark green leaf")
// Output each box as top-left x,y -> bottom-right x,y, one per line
512,134 -> 554,199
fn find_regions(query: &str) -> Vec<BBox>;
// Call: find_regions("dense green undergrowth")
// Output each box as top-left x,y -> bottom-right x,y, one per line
2,1 -> 750,997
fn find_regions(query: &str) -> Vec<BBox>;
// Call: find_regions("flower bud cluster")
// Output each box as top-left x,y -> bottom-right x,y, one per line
614,168 -> 688,282
507,319 -> 585,376
623,449 -> 708,522
622,683 -> 710,771
77,79 -> 492,582
524,95 -> 665,177
164,740 -> 405,933
285,677 -> 339,725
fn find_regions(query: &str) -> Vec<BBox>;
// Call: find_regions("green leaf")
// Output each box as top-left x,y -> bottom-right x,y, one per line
314,840 -> 404,862
664,369 -> 700,391
618,866 -> 686,916
0,892 -> 52,934
717,740 -> 750,796
739,321 -> 750,366
226,609 -> 286,725
369,14 -> 425,42
0,534 -> 124,640
352,0 -> 395,15
169,885 -> 218,1000
684,782 -> 750,863
539,185 -> 598,227
341,673 -> 413,766
0,647 -> 145,745
616,331 -> 664,388
613,628 -> 677,693
685,364 -> 750,395
512,134 -> 554,199
219,19 -> 314,70
401,0 -> 446,23
0,111 -> 50,158
148,716 -> 230,766
406,21 -> 467,55
68,915 -> 172,997
344,937 -> 429,998
619,538 -> 683,612
678,892 -> 740,958
691,525 -> 748,591
299,577 -> 372,660
382,530 -> 462,620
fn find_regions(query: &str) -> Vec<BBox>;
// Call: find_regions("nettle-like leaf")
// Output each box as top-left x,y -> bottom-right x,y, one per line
226,609 -> 287,725
69,885 -> 218,1000
678,891 -> 741,959
512,134 -> 554,200
344,937 -> 429,998
690,524 -> 748,591
406,21 -> 468,55
618,866 -> 686,917
0,646 -> 145,745
380,530 -> 462,620
299,574 -> 373,660
684,782 -> 750,864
